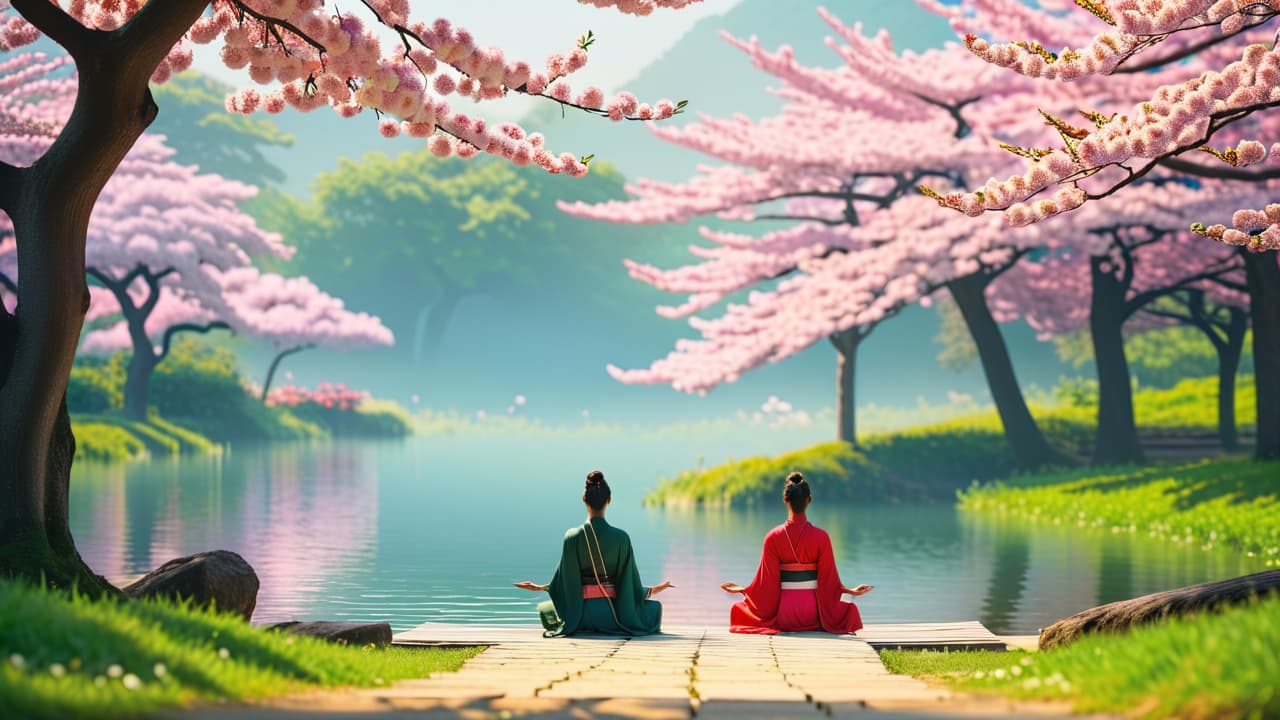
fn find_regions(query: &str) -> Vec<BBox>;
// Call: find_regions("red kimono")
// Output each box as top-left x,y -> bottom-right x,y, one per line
730,517 -> 863,635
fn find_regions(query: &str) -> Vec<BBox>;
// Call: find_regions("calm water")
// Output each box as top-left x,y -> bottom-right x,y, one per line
68,435 -> 1267,635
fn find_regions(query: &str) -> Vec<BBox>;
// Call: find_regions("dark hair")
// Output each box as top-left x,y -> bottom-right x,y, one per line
783,471 -> 810,513
584,469 -> 612,510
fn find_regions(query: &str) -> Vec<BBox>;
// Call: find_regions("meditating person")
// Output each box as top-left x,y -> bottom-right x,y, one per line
720,471 -> 872,634
514,470 -> 672,636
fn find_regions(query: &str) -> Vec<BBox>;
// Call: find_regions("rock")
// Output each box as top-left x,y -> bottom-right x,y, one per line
268,621 -> 394,647
1040,569 -> 1280,650
123,550 -> 258,621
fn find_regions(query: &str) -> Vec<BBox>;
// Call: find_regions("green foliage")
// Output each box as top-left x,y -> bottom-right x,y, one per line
150,341 -> 322,443
66,366 -> 120,414
69,415 -> 220,463
0,579 -> 479,720
960,458 -> 1280,559
149,72 -> 294,186
932,296 -> 978,372
287,400 -> 413,439
1055,325 -> 1254,389
69,421 -> 147,463
883,596 -> 1280,719
249,152 -> 686,335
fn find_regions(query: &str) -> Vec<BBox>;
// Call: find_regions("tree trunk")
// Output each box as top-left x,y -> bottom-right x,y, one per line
413,285 -> 466,370
1241,250 -> 1280,460
829,328 -> 862,448
1039,569 -> 1280,650
0,0 -> 210,591
947,273 -> 1066,471
1089,256 -> 1144,466
261,344 -> 313,403
1216,307 -> 1247,452
121,307 -> 158,421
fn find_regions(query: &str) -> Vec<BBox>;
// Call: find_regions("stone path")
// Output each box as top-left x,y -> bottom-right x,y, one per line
181,625 -> 1106,719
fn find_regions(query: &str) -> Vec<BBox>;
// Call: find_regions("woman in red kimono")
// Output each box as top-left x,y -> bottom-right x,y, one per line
720,472 -> 872,634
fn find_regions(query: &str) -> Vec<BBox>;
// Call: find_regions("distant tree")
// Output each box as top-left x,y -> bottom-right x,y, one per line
148,71 -> 294,186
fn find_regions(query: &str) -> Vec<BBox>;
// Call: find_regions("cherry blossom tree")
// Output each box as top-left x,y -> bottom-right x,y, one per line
922,0 -> 1280,461
990,178 -> 1255,463
563,9 -> 1070,466
0,0 -> 692,591
214,267 -> 394,401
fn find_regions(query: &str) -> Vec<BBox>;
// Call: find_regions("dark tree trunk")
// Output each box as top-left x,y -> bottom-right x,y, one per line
121,307 -> 158,422
413,285 -> 466,370
1040,569 -> 1280,650
829,328 -> 863,448
1241,250 -> 1280,460
261,344 -> 314,403
0,0 -> 210,591
947,273 -> 1066,471
1089,256 -> 1144,466
1216,307 -> 1247,452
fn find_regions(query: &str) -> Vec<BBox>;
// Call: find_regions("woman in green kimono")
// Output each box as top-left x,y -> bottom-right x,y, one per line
514,470 -> 672,636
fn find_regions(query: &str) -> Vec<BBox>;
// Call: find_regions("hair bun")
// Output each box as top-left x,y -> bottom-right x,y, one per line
786,471 -> 805,484
586,470 -> 605,486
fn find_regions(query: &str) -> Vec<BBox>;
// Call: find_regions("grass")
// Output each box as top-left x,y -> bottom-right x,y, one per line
0,580 -> 479,720
646,375 -> 1260,506
70,414 -> 222,464
881,596 -> 1280,719
960,458 -> 1280,561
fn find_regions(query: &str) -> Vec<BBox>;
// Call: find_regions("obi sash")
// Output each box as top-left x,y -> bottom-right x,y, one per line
582,577 -> 617,599
780,562 -> 818,590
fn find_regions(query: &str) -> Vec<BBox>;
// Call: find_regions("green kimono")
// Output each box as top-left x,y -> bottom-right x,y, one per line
539,517 -> 663,636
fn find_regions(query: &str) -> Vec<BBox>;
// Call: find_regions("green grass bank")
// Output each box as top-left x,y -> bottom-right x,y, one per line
881,596 -> 1280,719
0,580 -> 478,720
646,376 -> 1257,506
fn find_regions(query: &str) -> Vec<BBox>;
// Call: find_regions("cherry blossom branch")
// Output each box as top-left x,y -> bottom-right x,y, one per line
1160,156 -> 1280,181
1115,12 -> 1276,73
225,0 -> 327,57
10,0 -> 97,60
159,320 -> 232,360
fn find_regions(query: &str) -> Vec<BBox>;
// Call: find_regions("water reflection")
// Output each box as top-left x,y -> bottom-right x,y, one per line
69,436 -> 1270,634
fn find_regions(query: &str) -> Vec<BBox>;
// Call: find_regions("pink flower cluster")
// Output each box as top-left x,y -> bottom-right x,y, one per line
1,0 -> 695,178
266,382 -> 368,411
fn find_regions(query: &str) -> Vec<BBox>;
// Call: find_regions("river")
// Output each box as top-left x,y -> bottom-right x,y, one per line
68,434 -> 1266,635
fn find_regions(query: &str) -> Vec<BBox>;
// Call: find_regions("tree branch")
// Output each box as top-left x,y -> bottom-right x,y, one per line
114,0 -> 214,77
1161,157 -> 1280,181
1115,13 -> 1276,74
159,321 -> 232,361
10,0 -> 97,60
753,213 -> 845,225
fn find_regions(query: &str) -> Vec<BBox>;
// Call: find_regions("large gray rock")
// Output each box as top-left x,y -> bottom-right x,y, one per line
124,550 -> 258,621
1040,569 -> 1280,650
268,621 -> 393,647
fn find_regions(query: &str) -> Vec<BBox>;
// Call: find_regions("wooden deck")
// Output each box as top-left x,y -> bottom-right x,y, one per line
394,620 -> 1009,651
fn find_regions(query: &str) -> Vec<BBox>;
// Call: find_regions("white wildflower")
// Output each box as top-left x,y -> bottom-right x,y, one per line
8,653 -> 24,669
107,664 -> 123,678
49,663 -> 66,678
94,675 -> 107,688
1019,656 -> 1033,666
217,648 -> 230,660
1010,665 -> 1023,676
153,663 -> 167,679
122,673 -> 142,691
993,668 -> 1007,679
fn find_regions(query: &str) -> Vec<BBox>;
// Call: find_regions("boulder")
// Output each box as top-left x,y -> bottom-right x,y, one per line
124,550 -> 258,621
268,621 -> 393,647
1040,569 -> 1280,650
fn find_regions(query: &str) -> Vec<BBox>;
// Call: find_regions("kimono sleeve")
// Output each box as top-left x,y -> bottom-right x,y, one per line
546,530 -> 584,633
739,531 -> 782,620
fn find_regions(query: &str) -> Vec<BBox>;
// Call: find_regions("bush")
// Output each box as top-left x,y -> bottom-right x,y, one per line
66,366 -> 120,414
150,341 -> 322,443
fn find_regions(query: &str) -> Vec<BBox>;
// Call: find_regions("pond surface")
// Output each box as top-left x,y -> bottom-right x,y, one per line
69,435 -> 1267,635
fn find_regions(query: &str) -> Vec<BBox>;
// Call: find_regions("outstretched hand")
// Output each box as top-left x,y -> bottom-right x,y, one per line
649,581 -> 675,596
720,581 -> 745,594
513,581 -> 549,592
845,584 -> 873,596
